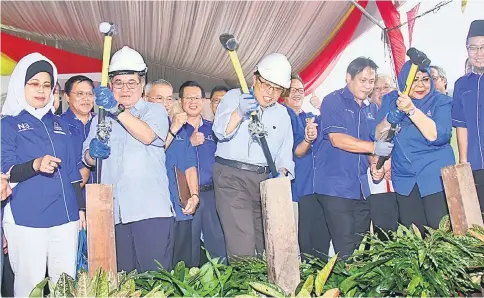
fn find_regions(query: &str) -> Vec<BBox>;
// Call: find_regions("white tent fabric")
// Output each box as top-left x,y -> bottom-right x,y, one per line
1,1 -> 391,91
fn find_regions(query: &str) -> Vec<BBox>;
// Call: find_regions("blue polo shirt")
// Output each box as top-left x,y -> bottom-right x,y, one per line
1,111 -> 82,228
285,106 -> 320,201
295,112 -> 320,199
452,72 -> 484,171
166,120 -> 197,222
60,108 -> 95,183
285,107 -> 304,202
185,119 -> 217,186
314,87 -> 377,200
375,90 -> 454,197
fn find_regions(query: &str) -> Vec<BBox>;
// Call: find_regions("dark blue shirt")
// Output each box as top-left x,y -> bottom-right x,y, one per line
285,106 -> 319,201
374,61 -> 455,197
185,119 -> 217,187
294,112 -> 320,199
452,72 -> 484,171
314,87 -> 377,200
1,111 -> 81,228
60,108 -> 95,183
166,120 -> 197,221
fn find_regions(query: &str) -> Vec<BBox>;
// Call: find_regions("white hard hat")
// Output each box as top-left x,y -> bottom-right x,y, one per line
108,46 -> 147,77
256,53 -> 291,89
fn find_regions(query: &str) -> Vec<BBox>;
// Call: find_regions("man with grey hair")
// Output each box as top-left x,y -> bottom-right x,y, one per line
430,65 -> 448,94
370,74 -> 395,108
145,79 -> 174,115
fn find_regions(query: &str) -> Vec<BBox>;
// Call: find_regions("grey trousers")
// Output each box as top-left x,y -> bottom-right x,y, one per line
212,163 -> 267,260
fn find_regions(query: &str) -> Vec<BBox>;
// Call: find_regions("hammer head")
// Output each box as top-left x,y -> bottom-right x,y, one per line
406,47 -> 431,68
99,22 -> 117,36
219,33 -> 239,51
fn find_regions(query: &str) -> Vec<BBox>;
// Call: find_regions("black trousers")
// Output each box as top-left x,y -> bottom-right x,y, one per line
396,184 -> 449,232
173,220 -> 200,268
473,170 -> 484,215
368,192 -> 399,236
319,195 -> 370,260
298,194 -> 331,261
192,189 -> 227,266
2,254 -> 14,297
115,217 -> 175,272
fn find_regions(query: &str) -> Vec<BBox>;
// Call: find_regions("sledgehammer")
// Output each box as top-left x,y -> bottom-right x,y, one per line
219,33 -> 278,178
376,47 -> 431,170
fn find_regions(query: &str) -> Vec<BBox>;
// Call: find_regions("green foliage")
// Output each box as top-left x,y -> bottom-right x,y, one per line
337,222 -> 484,297
29,268 -> 162,298
30,218 -> 484,297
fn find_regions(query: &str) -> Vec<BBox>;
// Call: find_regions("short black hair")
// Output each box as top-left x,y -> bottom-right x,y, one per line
64,75 -> 94,96
347,57 -> 378,79
210,86 -> 229,99
179,81 -> 205,98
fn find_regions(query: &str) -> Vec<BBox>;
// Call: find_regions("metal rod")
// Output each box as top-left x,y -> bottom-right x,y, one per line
350,0 -> 385,30
350,0 -> 400,90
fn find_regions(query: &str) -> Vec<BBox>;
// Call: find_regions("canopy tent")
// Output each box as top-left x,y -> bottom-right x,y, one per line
1,1 -> 404,97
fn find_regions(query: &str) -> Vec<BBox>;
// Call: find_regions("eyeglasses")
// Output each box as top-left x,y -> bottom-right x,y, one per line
112,80 -> 141,89
257,77 -> 284,94
289,87 -> 304,95
72,91 -> 94,98
373,86 -> 392,93
413,77 -> 431,85
26,81 -> 51,91
148,96 -> 173,103
467,45 -> 484,55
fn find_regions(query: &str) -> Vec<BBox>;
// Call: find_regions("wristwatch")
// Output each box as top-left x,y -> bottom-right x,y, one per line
112,104 -> 125,117
406,107 -> 416,117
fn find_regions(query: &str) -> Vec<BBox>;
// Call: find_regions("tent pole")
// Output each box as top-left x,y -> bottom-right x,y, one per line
350,0 -> 401,90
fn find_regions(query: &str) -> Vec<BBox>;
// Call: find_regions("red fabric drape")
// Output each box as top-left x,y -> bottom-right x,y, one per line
406,4 -> 420,47
1,32 -> 102,74
299,1 -> 369,96
375,1 -> 406,76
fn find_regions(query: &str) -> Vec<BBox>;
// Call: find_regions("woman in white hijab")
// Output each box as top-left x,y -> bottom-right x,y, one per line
1,53 -> 84,296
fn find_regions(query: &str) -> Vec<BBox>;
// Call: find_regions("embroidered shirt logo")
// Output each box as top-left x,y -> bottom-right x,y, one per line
53,122 -> 66,134
206,134 -> 214,142
367,112 -> 375,120
17,122 -> 33,132
426,110 -> 432,117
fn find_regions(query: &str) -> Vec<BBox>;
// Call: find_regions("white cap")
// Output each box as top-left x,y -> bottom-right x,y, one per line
108,46 -> 147,77
256,53 -> 291,89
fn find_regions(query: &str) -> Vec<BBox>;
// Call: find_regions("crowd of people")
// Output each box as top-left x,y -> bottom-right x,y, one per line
0,19 -> 483,297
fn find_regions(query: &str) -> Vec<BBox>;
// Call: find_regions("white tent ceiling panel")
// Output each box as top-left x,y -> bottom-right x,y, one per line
1,1 -> 389,91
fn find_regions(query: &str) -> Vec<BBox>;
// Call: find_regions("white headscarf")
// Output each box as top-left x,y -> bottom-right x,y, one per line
1,53 -> 58,120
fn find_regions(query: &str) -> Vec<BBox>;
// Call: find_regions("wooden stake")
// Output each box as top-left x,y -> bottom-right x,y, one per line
260,176 -> 300,295
441,163 -> 484,235
86,184 -> 117,278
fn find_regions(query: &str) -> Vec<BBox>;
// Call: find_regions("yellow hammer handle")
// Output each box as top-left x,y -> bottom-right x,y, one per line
228,51 -> 249,94
100,36 -> 113,87
403,64 -> 419,95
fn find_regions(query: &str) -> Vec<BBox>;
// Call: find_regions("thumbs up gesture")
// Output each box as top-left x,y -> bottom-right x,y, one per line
190,124 -> 205,147
305,117 -> 318,142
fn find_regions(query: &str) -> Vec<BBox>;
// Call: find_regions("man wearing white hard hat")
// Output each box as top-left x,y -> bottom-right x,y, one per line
82,46 -> 175,272
212,53 -> 295,260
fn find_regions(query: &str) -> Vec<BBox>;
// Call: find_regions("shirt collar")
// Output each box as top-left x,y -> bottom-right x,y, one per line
132,98 -> 146,111
64,108 -> 94,122
342,86 -> 370,107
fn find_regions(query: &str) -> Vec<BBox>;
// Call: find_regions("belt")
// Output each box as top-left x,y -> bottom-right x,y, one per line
199,184 -> 214,192
215,157 -> 270,174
